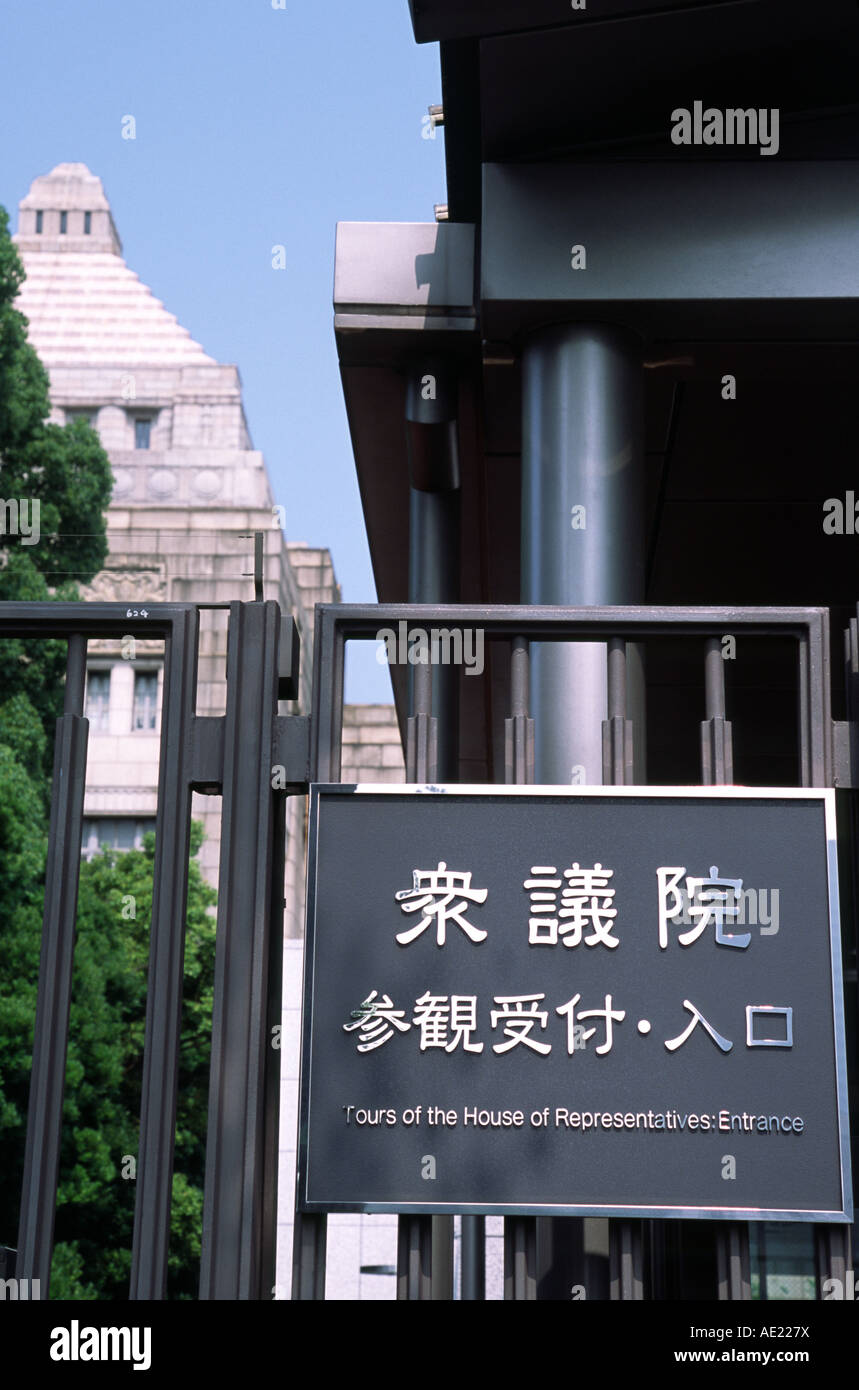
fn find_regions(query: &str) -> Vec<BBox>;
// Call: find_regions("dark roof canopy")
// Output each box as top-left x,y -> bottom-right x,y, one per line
337,2 -> 859,761
414,0 -> 859,221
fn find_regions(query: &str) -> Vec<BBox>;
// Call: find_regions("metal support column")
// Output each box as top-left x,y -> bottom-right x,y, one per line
521,323 -> 644,1298
521,324 -> 645,784
406,360 -> 460,783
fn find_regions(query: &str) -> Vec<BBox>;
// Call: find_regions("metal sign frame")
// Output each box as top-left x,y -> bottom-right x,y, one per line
297,782 -> 852,1225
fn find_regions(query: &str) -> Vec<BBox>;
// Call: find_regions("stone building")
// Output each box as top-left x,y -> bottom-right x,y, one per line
13,163 -> 404,1297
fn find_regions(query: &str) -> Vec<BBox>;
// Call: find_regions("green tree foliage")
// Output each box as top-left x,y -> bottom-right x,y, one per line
0,202 -> 112,797
0,204 -> 111,584
0,204 -> 217,1298
0,827 -> 217,1299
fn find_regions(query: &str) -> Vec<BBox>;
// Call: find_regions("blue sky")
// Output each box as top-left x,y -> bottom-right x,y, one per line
0,0 -> 446,700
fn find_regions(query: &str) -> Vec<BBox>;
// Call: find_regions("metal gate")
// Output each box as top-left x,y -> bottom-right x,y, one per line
1,597 -> 854,1299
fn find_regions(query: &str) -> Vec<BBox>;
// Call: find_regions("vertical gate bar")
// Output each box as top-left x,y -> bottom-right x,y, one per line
431,1215 -> 454,1300
815,1224 -> 849,1297
609,1219 -> 643,1301
460,1217 -> 485,1301
841,615 -> 859,1296
310,606 -> 338,784
63,631 -> 87,714
328,620 -> 346,781
717,1224 -> 752,1303
814,611 -> 848,1292
262,789 -> 286,1299
807,611 -> 830,787
130,607 -> 198,1300
199,601 -> 281,1299
503,636 -> 538,1299
798,632 -> 812,789
700,635 -> 751,1300
15,633 -> 89,1292
397,1216 -> 433,1300
398,636 -> 437,1299
701,634 -> 734,788
504,1208 -> 537,1302
292,1210 -> 328,1300
292,613 -> 335,1300
254,531 -> 264,602
603,637 -> 644,1300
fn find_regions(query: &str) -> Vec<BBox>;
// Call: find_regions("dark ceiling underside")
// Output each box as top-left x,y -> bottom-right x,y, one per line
338,1 -> 859,772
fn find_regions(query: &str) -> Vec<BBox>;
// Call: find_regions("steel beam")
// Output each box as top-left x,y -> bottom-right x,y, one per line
482,162 -> 859,342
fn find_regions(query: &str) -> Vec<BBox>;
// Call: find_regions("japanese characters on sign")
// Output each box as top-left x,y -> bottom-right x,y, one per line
341,859 -> 793,1062
298,786 -> 851,1222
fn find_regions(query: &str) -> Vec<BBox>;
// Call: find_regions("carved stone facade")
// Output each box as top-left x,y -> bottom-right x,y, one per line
13,162 -> 340,905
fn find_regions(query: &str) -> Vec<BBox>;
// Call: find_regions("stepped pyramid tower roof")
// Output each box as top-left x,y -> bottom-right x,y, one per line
14,162 -> 214,367
8,160 -> 350,897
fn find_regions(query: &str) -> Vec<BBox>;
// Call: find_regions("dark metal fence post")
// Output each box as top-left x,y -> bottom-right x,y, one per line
199,601 -> 281,1299
700,636 -> 752,1300
15,636 -> 88,1294
262,789 -> 287,1298
503,636 -> 538,1299
130,607 -> 199,1299
397,654 -> 441,1299
291,608 -> 345,1299
604,637 -> 645,1301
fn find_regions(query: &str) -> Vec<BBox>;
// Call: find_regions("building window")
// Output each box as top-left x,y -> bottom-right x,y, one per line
84,211 -> 91,235
134,417 -> 152,450
81,818 -> 156,860
35,211 -> 43,234
133,671 -> 159,731
84,670 -> 111,732
66,409 -> 94,427
59,211 -> 67,234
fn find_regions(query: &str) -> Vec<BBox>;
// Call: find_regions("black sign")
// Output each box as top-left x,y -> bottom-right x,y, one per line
297,786 -> 852,1221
